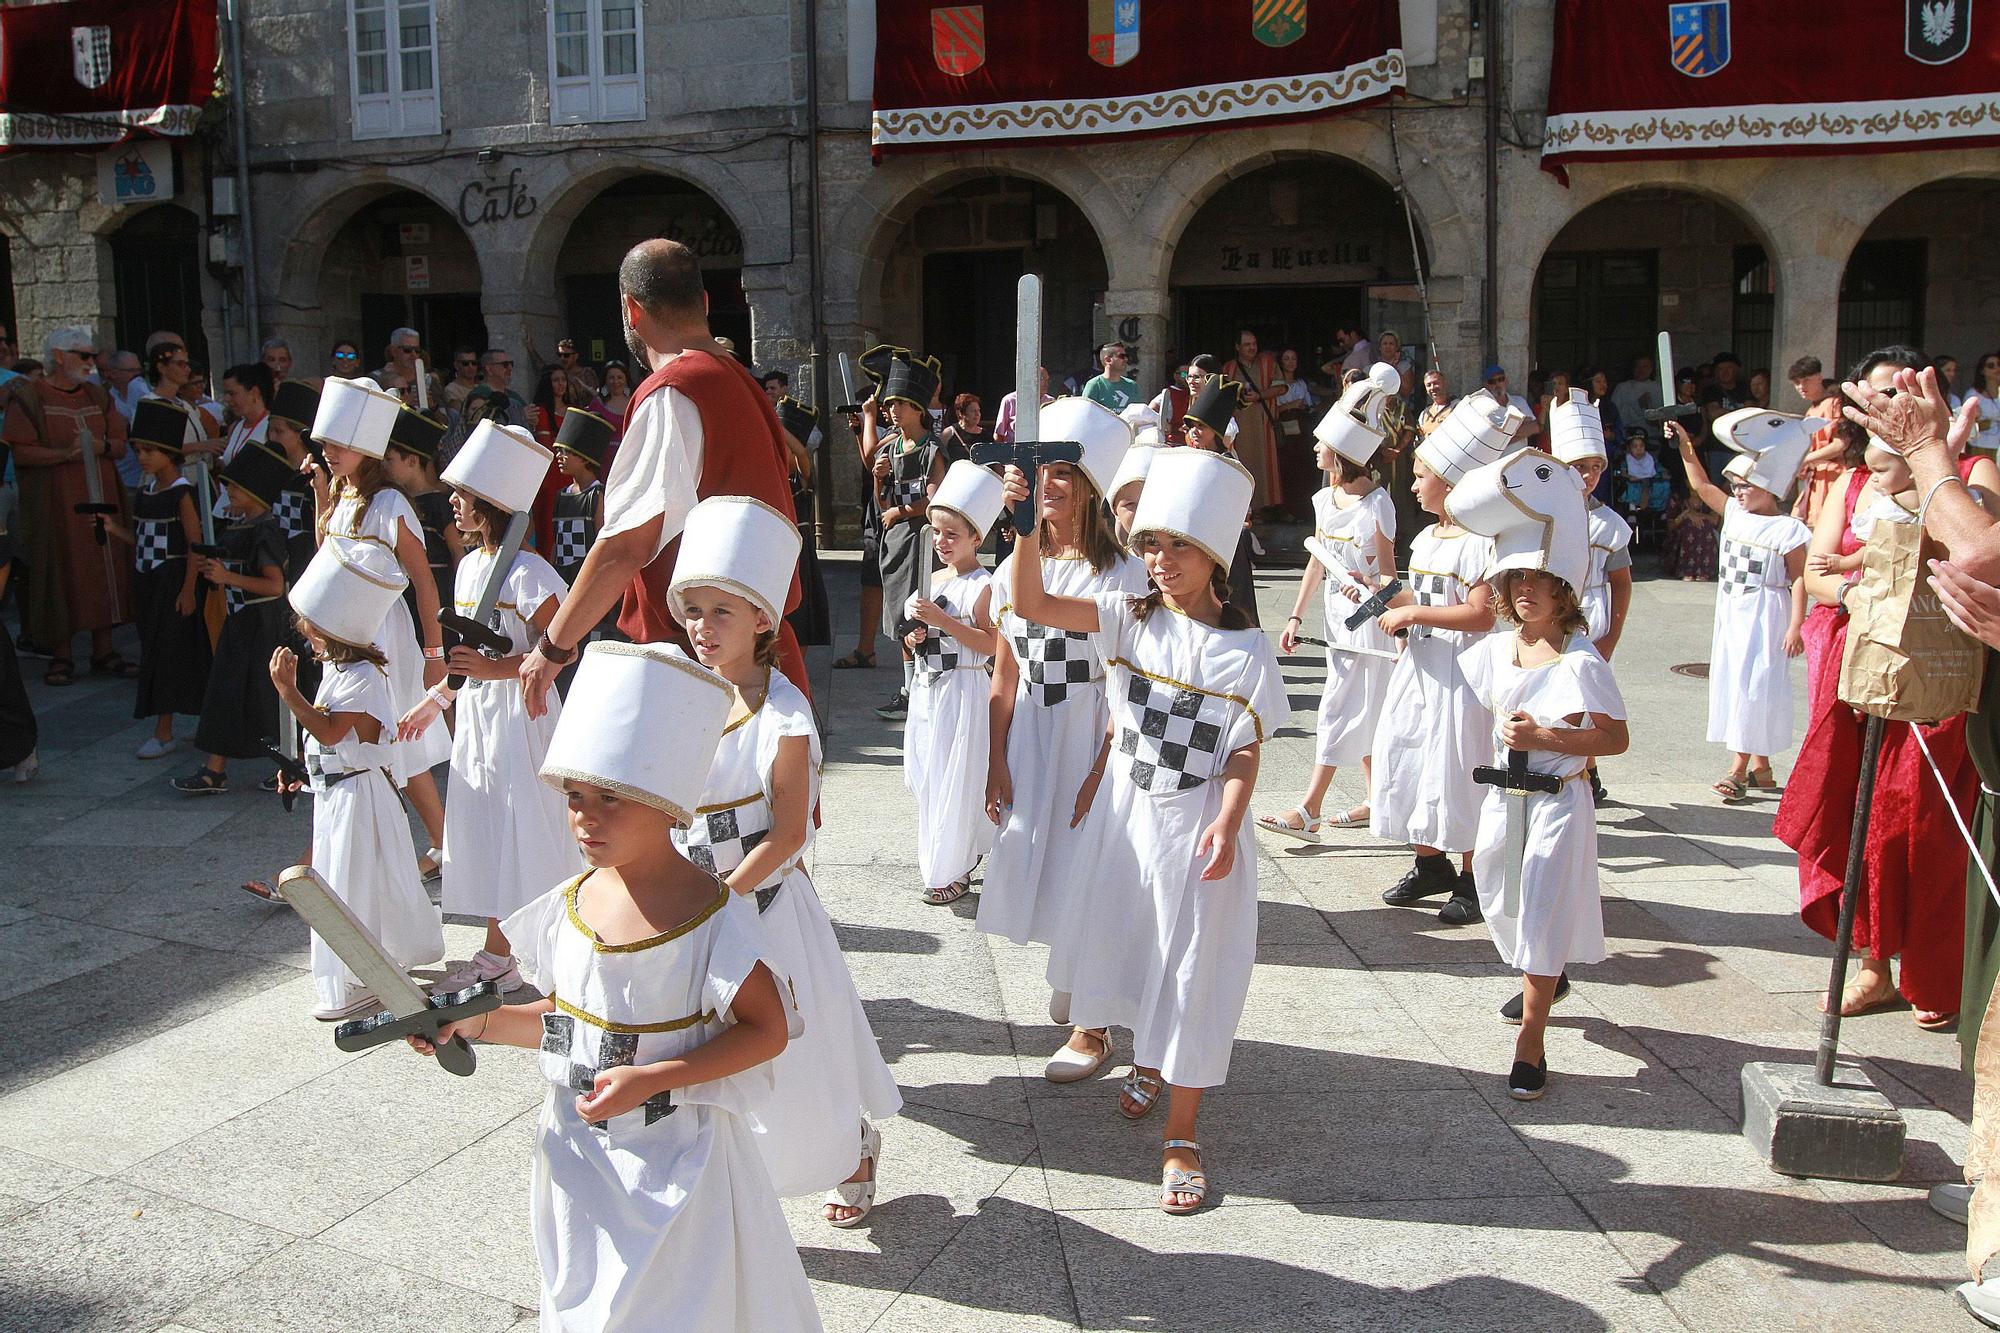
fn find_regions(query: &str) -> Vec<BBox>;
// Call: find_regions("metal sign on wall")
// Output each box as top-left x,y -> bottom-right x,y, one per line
97,139 -> 175,206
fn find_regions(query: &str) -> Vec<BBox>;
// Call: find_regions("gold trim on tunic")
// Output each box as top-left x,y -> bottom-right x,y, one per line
1107,657 -> 1265,744
563,873 -> 729,953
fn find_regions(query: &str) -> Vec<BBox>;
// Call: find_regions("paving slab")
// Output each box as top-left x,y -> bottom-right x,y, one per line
171,1238 -> 525,1333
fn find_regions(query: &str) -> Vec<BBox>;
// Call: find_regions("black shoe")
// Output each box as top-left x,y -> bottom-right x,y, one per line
1588,770 -> 1608,805
258,773 -> 282,793
171,768 -> 228,795
1500,973 -> 1571,1025
1507,1059 -> 1548,1100
1381,854 -> 1457,905
14,633 -> 48,659
1437,891 -> 1483,926
874,690 -> 908,720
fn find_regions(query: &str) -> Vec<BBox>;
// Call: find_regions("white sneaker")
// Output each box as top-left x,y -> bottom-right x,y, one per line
135,736 -> 177,760
9,751 -> 37,783
311,987 -> 380,1022
1959,1277 -> 2000,1329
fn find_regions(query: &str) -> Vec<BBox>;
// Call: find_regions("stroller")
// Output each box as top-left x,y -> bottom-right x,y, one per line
1614,430 -> 1671,551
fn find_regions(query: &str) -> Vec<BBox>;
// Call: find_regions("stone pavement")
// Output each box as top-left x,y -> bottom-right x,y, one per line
0,554 -> 1980,1331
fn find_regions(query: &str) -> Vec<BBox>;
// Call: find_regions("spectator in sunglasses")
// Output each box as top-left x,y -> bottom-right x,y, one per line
443,345 -> 481,413
327,339 -> 362,379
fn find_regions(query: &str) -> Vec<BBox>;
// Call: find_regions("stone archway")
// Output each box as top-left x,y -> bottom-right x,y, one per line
108,203 -> 207,365
315,189 -> 485,376
1837,174 -> 2000,377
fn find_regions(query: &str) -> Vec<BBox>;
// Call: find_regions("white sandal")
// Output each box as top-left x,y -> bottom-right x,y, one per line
823,1120 -> 880,1228
1160,1139 -> 1208,1215
1044,1028 -> 1113,1084
1255,806 -> 1322,844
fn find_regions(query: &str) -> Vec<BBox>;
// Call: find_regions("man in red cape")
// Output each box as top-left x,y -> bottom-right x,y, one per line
521,240 -> 807,716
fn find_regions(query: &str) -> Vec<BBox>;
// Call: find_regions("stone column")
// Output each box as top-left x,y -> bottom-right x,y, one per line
1099,286 -> 1170,400
1771,245 -> 1848,384
741,261 -> 810,377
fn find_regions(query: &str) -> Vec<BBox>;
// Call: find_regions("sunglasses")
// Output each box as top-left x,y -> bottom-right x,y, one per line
332,351 -> 358,360
455,358 -> 476,366
491,359 -> 514,368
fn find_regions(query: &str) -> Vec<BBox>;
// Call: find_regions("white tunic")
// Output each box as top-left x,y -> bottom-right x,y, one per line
503,878 -> 821,1333
904,566 -> 994,888
306,661 -> 443,1008
1707,500 -> 1809,756
671,672 -> 902,1198
442,547 -> 582,922
1460,634 -> 1627,975
326,487 -> 452,783
1368,525 -> 1495,853
1062,591 -> 1289,1088
1581,499 -> 1634,645
1311,485 -> 1397,768
599,383 -> 705,562
977,551 -> 1151,961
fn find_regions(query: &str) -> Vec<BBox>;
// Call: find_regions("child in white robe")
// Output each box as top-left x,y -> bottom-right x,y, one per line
1005,448 -> 1287,1216
270,539 -> 443,1020
408,641 -> 820,1333
1460,568 -> 1629,1101
902,461 -> 999,905
1671,420 -> 1810,802
1548,388 -> 1634,804
667,495 -> 902,1230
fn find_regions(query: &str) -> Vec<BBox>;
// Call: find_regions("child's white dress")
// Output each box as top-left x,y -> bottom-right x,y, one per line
903,567 -> 994,888
1311,485 -> 1397,767
326,488 -> 452,783
977,551 -> 1150,959
306,660 -> 443,1008
672,671 -> 902,1198
1708,499 -> 1810,756
503,876 -> 821,1333
1460,634 -> 1627,975
1061,592 -> 1288,1088
1581,498 -> 1634,644
441,546 -> 582,922
1368,524 -> 1495,852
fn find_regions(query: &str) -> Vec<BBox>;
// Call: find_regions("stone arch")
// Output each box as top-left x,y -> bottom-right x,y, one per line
270,172 -> 481,322
1833,167 -> 2000,374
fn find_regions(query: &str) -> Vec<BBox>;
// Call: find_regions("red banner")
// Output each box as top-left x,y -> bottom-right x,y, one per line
1544,1 -> 2000,178
0,0 -> 217,153
871,1 -> 1404,157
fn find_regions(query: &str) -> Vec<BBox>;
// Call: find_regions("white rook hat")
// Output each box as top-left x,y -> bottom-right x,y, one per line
928,459 -> 1005,540
1713,407 -> 1815,500
442,420 -> 553,514
1417,394 -> 1526,486
1445,447 -> 1591,597
667,495 -> 801,627
1314,362 -> 1402,466
1109,441 -> 1160,501
1131,446 -> 1253,569
1548,389 -> 1606,466
1039,395 -> 1132,499
288,535 -> 409,649
1120,400 -> 1160,432
311,376 -> 402,459
538,642 -> 731,827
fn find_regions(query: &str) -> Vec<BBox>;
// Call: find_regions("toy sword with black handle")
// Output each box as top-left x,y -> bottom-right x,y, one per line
1642,332 -> 1704,435
1472,748 -> 1563,921
1304,536 -> 1406,639
970,273 -> 1082,533
437,509 -> 532,690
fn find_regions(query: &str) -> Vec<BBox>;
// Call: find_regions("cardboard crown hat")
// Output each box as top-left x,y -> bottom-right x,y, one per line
667,495 -> 801,627
1183,377 -> 1247,437
129,397 -> 195,453
268,379 -> 321,432
1109,441 -> 1160,500
1416,392 -> 1527,486
1314,362 -> 1403,467
1548,388 -> 1606,466
928,459 -> 1006,540
311,376 -> 402,459
1038,394 -> 1132,499
776,396 -> 817,447
538,642 -> 732,827
880,350 -> 942,411
1444,447 -> 1591,597
221,438 -> 300,511
442,421 -> 553,515
1130,446 -> 1253,570
553,407 -> 614,469
1713,407 -> 1816,500
387,405 -> 447,460
289,536 -> 408,650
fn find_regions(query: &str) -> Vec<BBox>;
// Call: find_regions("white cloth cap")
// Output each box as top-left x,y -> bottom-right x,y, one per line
1548,389 -> 1606,465
1132,423 -> 1163,448
667,495 -> 801,627
288,535 -> 409,649
1119,401 -> 1160,431
442,421 -> 553,513
1314,361 -> 1402,466
1713,407 -> 1815,500
1131,446 -> 1253,569
1417,394 -> 1526,486
310,376 -> 402,459
1039,395 -> 1132,499
1722,453 -> 1756,485
929,459 -> 1005,539
1110,441 -> 1160,500
538,642 -> 731,826
1444,447 -> 1591,596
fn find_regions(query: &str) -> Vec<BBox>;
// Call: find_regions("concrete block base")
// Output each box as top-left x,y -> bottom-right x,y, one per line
1740,1061 -> 1905,1182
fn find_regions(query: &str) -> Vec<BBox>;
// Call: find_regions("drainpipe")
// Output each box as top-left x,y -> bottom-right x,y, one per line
1481,1 -> 1500,364
802,0 -> 830,539
226,0 -> 262,353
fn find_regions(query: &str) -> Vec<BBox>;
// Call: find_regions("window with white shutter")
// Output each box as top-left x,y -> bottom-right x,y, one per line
549,0 -> 645,125
349,0 -> 441,139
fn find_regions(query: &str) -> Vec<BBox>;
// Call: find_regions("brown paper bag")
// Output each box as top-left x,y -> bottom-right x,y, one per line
1837,512 -> 1984,724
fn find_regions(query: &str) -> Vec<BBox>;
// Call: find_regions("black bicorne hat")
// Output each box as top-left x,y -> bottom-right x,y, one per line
881,350 -> 941,412
553,407 -> 614,469
387,405 -> 447,460
130,398 -> 193,454
1184,377 -> 1248,437
222,438 -> 300,510
269,379 -> 321,431
777,396 -> 817,445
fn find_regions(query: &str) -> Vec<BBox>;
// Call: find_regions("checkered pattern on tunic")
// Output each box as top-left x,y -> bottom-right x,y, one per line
134,519 -> 174,572
1407,569 -> 1456,642
673,795 -> 771,879
1718,539 -> 1772,594
913,593 -> 962,682
553,517 -> 589,569
891,448 -> 930,507
1012,620 -> 1097,705
273,489 -> 311,542
539,1011 -> 676,1137
1115,672 -> 1226,794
